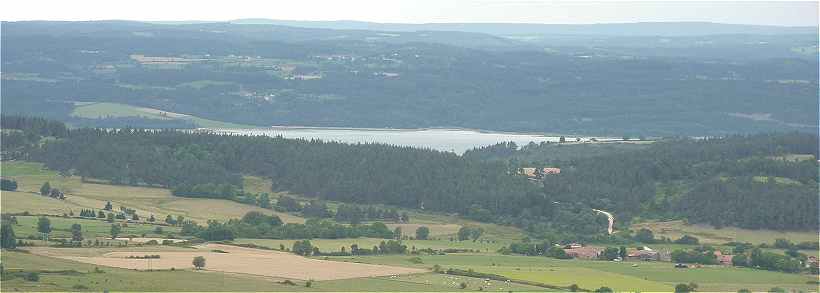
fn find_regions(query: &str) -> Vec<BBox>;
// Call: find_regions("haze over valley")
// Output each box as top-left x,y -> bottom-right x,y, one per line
1,3 -> 819,292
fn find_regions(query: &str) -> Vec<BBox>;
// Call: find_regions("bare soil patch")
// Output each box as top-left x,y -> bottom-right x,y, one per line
30,243 -> 425,280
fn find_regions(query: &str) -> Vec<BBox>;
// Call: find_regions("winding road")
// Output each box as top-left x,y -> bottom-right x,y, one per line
592,209 -> 615,234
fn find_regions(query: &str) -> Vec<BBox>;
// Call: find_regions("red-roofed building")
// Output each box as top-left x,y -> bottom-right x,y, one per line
564,246 -> 603,259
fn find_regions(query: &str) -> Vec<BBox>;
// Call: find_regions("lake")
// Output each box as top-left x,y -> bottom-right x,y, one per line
203,127 -> 618,153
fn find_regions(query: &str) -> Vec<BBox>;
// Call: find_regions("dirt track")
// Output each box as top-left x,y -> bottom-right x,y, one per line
33,243 -> 426,280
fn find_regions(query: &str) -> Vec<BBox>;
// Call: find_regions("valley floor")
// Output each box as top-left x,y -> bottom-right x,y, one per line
2,160 -> 818,292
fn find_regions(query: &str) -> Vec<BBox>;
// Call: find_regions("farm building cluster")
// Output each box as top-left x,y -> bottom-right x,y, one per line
519,167 -> 561,180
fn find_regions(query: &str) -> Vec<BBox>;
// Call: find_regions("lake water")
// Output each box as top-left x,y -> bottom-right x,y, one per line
204,127 -> 618,153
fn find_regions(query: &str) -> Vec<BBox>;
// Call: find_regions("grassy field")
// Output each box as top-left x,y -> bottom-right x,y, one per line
316,273 -> 550,292
11,215 -> 178,239
1,161 -> 304,224
633,220 -> 819,245
70,102 -> 254,128
177,80 -> 235,89
4,161 -> 816,292
1,249 -> 548,292
1,161 -> 60,176
322,253 -> 819,292
0,250 -> 308,292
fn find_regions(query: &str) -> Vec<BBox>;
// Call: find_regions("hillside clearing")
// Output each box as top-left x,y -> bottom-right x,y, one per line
632,220 -> 819,245
70,102 -> 254,128
1,161 -> 304,224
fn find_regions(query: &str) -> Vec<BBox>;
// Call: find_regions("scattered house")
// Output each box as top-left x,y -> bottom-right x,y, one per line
627,249 -> 660,261
713,251 -> 733,266
290,74 -> 323,80
520,167 -> 561,179
563,246 -> 602,259
806,256 -> 819,269
658,250 -> 672,262
374,72 -> 400,78
563,243 -> 583,249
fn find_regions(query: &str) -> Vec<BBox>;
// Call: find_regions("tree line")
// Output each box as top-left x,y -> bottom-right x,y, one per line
180,212 -> 396,241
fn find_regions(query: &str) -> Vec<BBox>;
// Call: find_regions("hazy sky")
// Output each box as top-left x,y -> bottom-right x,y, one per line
1,0 -> 817,26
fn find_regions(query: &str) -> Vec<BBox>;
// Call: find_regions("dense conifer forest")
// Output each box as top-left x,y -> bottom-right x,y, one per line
2,116 -> 817,241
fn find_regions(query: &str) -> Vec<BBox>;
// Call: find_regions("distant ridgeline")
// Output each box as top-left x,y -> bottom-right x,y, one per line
2,21 -> 818,135
3,116 -> 818,241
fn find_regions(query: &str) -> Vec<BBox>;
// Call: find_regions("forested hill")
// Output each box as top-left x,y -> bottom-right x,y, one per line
3,116 -> 818,240
2,21 -> 818,135
472,134 -> 819,231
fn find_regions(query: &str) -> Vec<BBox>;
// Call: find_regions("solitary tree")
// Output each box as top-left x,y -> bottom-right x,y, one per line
457,226 -> 472,241
39,182 -> 51,196
1,223 -> 16,249
36,217 -> 51,242
0,178 -> 18,191
148,215 -> 156,222
104,201 -> 113,211
470,227 -> 484,242
192,256 -> 206,270
258,193 -> 271,209
415,226 -> 430,240
393,227 -> 402,240
634,228 -> 656,243
71,223 -> 83,242
110,224 -> 121,239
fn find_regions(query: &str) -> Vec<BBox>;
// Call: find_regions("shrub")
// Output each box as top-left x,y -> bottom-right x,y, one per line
279,280 -> 296,286
459,282 -> 467,289
192,256 -> 206,269
24,272 -> 39,281
674,235 -> 700,245
675,283 -> 698,293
